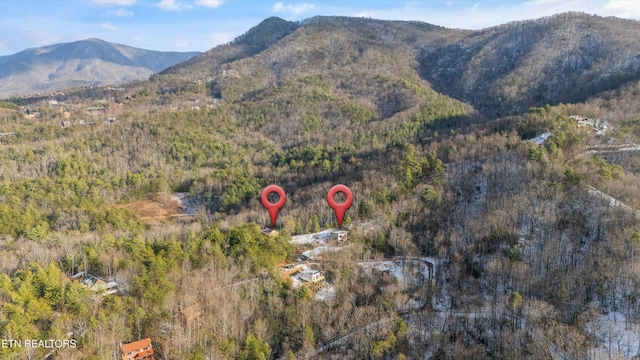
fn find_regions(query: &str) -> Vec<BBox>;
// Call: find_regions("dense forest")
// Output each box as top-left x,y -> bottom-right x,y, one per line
1,13 -> 640,359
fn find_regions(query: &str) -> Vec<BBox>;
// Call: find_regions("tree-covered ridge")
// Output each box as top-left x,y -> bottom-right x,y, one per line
419,12 -> 640,115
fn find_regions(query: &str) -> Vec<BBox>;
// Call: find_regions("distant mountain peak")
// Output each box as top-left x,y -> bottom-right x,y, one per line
232,16 -> 299,50
0,39 -> 200,98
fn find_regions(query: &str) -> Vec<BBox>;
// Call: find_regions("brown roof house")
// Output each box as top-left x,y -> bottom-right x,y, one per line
121,338 -> 154,360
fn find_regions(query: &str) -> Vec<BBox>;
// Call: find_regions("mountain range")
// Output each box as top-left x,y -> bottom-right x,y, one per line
163,13 -> 640,118
0,38 -> 200,98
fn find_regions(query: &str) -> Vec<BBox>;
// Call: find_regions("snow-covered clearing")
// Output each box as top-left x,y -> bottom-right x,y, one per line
290,229 -> 334,245
359,258 -> 434,289
301,245 -> 343,260
290,229 -> 351,260
315,285 -> 336,301
587,186 -> 640,217
527,132 -> 551,145
588,311 -> 640,359
585,143 -> 640,154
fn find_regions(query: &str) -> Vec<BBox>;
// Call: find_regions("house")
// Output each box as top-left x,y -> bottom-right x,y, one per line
281,264 -> 302,278
22,106 -> 40,118
261,227 -> 279,237
86,106 -> 103,113
300,270 -> 324,283
71,271 -> 120,295
48,100 -> 62,110
121,338 -> 154,360
330,230 -> 349,242
570,115 -> 608,135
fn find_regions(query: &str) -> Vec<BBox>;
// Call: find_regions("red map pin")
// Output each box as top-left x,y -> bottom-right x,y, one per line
327,184 -> 353,228
261,185 -> 286,227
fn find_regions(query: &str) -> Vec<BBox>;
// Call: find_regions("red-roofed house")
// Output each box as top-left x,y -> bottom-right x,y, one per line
121,338 -> 154,360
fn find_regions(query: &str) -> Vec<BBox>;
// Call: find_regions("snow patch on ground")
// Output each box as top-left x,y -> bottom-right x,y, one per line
315,285 -> 336,301
588,186 -> 640,217
301,245 -> 343,260
527,132 -> 551,145
173,192 -> 217,214
588,312 -> 640,359
359,258 -> 432,289
585,143 -> 640,154
290,229 -> 333,245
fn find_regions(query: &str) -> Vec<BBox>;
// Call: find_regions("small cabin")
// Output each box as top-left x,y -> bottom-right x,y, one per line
261,227 -> 279,237
72,271 -> 120,295
48,100 -> 62,109
331,230 -> 349,242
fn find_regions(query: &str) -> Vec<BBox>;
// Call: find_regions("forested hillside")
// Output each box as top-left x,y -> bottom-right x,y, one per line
0,13 -> 639,359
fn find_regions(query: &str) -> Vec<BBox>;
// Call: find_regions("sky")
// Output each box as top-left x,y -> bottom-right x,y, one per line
0,0 -> 639,56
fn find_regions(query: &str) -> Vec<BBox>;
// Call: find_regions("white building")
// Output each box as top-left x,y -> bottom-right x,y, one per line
300,270 -> 324,283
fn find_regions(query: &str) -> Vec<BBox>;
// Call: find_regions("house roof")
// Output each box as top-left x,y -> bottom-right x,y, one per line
121,338 -> 152,354
134,349 -> 154,358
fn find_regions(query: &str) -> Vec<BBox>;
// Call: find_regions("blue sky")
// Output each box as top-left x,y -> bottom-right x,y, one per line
1,0 -> 639,55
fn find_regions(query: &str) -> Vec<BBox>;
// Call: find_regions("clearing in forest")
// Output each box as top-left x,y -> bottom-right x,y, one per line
119,194 -> 183,225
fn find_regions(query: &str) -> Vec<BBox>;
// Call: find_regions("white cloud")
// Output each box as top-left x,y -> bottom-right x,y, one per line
101,22 -> 118,30
272,2 -> 315,15
524,0 -> 567,4
210,32 -> 232,45
196,0 -> 224,8
602,0 -> 640,18
109,8 -> 134,17
92,0 -> 137,5
174,40 -> 189,48
157,0 -> 192,11
27,30 -> 60,47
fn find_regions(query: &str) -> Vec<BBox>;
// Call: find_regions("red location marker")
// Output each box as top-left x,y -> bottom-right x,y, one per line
261,185 -> 286,227
327,184 -> 353,228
